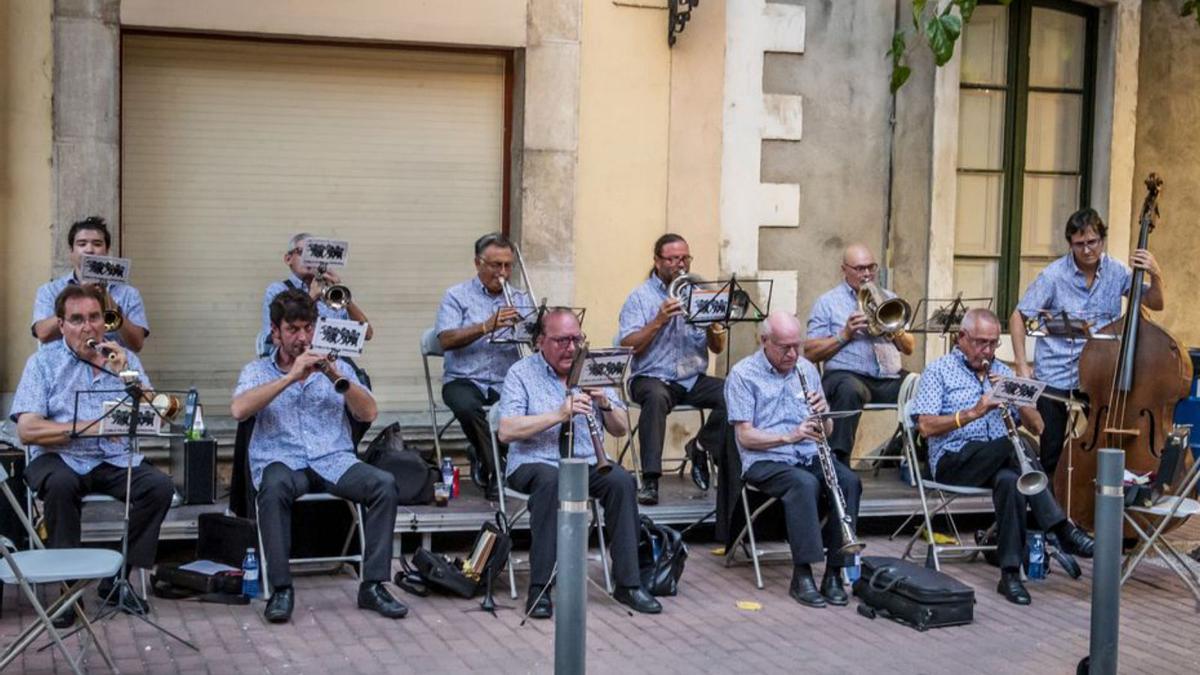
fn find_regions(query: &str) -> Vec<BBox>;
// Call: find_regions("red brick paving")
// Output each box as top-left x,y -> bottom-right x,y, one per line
4,525 -> 1200,674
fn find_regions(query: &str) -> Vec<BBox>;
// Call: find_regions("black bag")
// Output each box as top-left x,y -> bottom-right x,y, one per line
637,516 -> 687,596
197,513 -> 258,568
151,562 -> 245,599
397,517 -> 512,599
408,548 -> 480,599
364,423 -> 438,505
853,556 -> 974,631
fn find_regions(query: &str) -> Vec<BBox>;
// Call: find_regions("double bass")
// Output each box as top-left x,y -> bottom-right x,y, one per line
1058,174 -> 1193,530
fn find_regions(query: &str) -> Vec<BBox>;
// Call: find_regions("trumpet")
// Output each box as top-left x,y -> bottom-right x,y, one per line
316,264 -> 352,311
316,353 -> 351,393
795,368 -> 866,556
856,281 -> 910,338
84,337 -> 118,362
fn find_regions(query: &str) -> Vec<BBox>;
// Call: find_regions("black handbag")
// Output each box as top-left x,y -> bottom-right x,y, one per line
853,556 -> 975,631
637,516 -> 687,596
364,423 -> 438,505
398,517 -> 512,599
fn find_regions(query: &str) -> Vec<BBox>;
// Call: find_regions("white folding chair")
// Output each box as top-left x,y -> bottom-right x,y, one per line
255,492 -> 367,600
488,406 -> 613,599
0,464 -> 120,675
616,382 -> 709,486
858,372 -> 921,470
724,483 -> 782,590
1120,452 -> 1200,606
421,326 -> 491,471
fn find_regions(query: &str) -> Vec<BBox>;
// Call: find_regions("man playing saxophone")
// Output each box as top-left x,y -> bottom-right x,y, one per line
725,311 -> 862,608
804,244 -> 913,463
911,308 -> 1093,605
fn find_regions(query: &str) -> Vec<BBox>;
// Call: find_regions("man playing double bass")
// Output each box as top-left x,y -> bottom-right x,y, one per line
1009,208 -> 1164,478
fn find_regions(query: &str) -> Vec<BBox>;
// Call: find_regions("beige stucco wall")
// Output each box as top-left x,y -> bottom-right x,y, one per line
1132,0 -> 1200,349
120,0 -> 527,48
0,0 -> 53,397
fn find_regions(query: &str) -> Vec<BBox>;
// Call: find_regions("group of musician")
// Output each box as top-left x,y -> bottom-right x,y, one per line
8,205 -> 1164,625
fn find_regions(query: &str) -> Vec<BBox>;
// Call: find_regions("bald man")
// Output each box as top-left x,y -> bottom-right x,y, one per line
726,312 -> 861,608
805,244 -> 914,463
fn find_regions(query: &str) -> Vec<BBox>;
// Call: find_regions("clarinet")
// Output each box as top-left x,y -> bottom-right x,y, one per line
573,388 -> 613,474
795,367 -> 866,555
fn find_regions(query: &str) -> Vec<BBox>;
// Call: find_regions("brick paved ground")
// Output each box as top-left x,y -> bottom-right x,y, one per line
5,521 -> 1200,675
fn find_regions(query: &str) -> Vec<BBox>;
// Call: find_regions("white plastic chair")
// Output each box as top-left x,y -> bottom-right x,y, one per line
0,464 -> 121,675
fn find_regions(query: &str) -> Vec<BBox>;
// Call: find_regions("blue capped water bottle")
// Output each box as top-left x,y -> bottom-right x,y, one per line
241,547 -> 260,598
1026,531 -> 1046,580
843,554 -> 861,585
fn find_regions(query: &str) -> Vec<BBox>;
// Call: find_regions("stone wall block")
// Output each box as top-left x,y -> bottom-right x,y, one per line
520,149 -> 576,262
52,140 -> 119,268
528,0 -> 580,45
53,17 -> 119,142
55,0 -> 119,23
761,2 -> 805,54
523,42 -> 581,152
761,93 -> 802,141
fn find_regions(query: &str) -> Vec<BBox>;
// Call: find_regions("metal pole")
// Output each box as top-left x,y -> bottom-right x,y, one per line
1084,447 -> 1124,675
555,459 -> 588,675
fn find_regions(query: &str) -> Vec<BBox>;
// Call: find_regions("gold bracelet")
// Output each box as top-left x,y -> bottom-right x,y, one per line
955,411 -> 962,429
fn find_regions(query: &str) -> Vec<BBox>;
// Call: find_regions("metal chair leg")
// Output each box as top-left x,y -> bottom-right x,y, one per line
593,501 -> 613,594
742,489 -> 764,590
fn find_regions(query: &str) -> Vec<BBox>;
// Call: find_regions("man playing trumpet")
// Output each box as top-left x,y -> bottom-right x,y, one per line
725,312 -> 862,608
435,233 -> 533,499
32,216 -> 150,351
805,244 -> 913,464
618,233 -> 729,504
11,284 -> 174,624
498,308 -> 660,618
911,308 -> 1093,605
233,289 -> 404,623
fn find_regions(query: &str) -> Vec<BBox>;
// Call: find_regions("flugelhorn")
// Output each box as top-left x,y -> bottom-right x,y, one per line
856,281 -> 910,338
316,264 -> 352,311
795,368 -> 865,556
85,337 -> 118,362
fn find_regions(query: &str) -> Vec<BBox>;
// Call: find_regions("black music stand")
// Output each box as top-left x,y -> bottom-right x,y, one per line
54,378 -> 199,652
907,295 -> 994,355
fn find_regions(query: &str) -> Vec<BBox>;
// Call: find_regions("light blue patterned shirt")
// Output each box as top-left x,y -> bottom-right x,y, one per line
257,273 -> 351,356
617,275 -> 709,390
807,282 -> 902,378
726,350 -> 825,474
499,353 -> 624,477
32,273 -> 150,347
235,356 -> 369,489
910,348 -> 1013,477
435,277 -> 530,393
9,339 -> 151,475
1016,253 -> 1133,390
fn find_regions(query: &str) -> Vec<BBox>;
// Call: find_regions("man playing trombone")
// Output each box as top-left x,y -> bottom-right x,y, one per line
257,232 -> 373,357
725,312 -> 861,608
32,216 -> 150,351
911,308 -> 1093,605
618,233 -> 728,505
805,244 -> 913,464
435,233 -> 533,499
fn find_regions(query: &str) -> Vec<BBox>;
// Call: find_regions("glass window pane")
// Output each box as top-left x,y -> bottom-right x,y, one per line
954,258 -> 999,305
961,5 -> 1009,86
1019,257 -> 1058,300
955,173 -> 1004,256
1024,92 -> 1082,172
958,90 -> 1006,170
1021,174 -> 1077,256
1029,8 -> 1086,89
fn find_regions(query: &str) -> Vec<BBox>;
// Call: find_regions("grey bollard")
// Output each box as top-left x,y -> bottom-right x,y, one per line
1084,448 -> 1124,675
555,459 -> 589,675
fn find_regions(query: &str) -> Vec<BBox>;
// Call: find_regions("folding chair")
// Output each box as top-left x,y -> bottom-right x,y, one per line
889,382 -> 997,570
420,327 -> 454,467
0,464 -> 120,675
488,406 -> 613,599
616,385 -> 709,486
859,372 -> 921,471
724,483 -> 782,589
255,492 -> 367,601
1120,453 -> 1200,606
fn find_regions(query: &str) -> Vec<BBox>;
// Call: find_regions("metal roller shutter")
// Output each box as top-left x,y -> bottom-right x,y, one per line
121,35 -> 505,412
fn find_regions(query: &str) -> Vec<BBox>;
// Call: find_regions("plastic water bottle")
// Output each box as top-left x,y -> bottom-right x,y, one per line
1027,531 -> 1046,580
843,554 -> 862,585
441,458 -> 454,499
241,548 -> 260,598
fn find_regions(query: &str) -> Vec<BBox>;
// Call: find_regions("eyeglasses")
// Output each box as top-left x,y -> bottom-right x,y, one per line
843,263 -> 879,275
1070,237 -> 1103,252
961,334 -> 1000,350
767,339 -> 802,355
656,255 -> 693,265
64,313 -> 103,327
546,334 -> 587,348
479,259 -> 514,272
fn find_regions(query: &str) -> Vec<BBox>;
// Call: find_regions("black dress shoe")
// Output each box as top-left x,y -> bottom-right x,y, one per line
637,478 -> 659,506
686,438 -> 711,491
789,573 -> 826,608
470,457 -> 488,489
613,586 -> 662,614
358,582 -> 408,619
52,601 -> 80,630
997,574 -> 1031,605
525,586 -> 553,619
264,586 -> 295,624
1057,525 -> 1095,559
820,574 -> 849,606
484,484 -> 500,502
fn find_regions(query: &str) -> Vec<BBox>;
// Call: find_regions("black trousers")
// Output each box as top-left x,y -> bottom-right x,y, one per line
743,458 -> 862,568
442,379 -> 503,479
934,437 -> 1067,570
257,461 -> 398,589
25,454 -> 174,568
508,463 -> 641,589
629,374 -> 728,478
1035,386 -> 1088,479
821,369 -> 906,463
